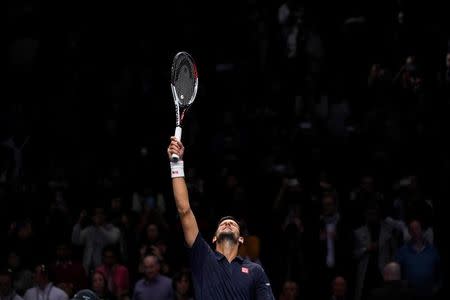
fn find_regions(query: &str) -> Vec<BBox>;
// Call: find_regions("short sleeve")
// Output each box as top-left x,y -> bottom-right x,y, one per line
254,265 -> 275,300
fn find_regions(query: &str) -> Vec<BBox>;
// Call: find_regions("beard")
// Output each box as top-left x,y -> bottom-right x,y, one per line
216,231 -> 238,244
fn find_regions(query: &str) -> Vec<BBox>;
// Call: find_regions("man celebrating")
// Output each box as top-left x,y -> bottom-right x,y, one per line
167,137 -> 274,300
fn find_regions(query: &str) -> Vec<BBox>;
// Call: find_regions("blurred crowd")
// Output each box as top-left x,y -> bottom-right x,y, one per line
3,0 -> 450,300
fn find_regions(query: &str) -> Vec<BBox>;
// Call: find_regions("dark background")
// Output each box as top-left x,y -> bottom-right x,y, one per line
3,0 -> 450,299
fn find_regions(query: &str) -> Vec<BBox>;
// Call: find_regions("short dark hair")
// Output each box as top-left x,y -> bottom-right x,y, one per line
217,216 -> 240,230
102,244 -> 119,257
142,253 -> 161,265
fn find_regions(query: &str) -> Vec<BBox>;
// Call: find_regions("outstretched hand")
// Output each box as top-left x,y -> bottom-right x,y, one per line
167,136 -> 185,161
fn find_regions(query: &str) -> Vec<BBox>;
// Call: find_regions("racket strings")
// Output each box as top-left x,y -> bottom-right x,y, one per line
172,57 -> 196,106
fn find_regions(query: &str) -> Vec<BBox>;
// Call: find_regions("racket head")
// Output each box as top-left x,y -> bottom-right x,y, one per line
170,51 -> 198,108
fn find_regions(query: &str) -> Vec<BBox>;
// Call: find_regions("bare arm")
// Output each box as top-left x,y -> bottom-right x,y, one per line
168,137 -> 199,247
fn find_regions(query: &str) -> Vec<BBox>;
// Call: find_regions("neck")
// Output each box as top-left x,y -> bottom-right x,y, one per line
38,282 -> 49,290
216,240 -> 239,262
175,293 -> 189,300
413,238 -> 424,249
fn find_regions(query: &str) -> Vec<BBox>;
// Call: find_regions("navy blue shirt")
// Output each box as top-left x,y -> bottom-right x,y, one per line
395,242 -> 440,297
188,233 -> 275,300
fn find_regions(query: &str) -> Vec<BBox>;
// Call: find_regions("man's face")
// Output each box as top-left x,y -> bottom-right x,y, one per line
409,220 -> 423,242
143,256 -> 160,280
281,281 -> 298,299
214,219 -> 240,244
92,273 -> 105,292
92,208 -> 105,226
56,244 -> 70,260
175,275 -> 190,295
102,250 -> 115,267
0,275 -> 12,296
146,224 -> 159,242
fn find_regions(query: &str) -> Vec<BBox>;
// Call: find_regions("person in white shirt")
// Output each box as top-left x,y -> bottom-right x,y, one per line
0,269 -> 23,300
23,265 -> 68,300
72,207 -> 121,273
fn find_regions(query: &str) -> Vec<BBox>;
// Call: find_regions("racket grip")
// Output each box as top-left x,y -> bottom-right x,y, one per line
171,126 -> 182,162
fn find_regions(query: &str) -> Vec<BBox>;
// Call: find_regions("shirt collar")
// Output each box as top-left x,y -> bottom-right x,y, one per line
407,241 -> 429,253
144,275 -> 160,284
214,251 -> 244,263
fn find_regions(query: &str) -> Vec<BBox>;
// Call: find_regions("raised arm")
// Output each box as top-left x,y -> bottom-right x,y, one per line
167,136 -> 199,247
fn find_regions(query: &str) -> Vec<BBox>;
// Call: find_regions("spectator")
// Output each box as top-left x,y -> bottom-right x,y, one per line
172,271 -> 193,300
49,241 -> 87,298
138,223 -> 170,276
278,280 -> 299,300
353,205 -> 401,300
113,211 -> 138,281
368,262 -> 413,300
392,175 -> 434,227
0,269 -> 23,300
7,219 -> 40,270
395,220 -> 441,299
91,271 -> 115,300
23,264 -> 68,300
384,217 -> 434,245
394,56 -> 423,94
330,276 -> 348,300
132,255 -> 173,300
72,289 -> 99,300
4,251 -> 33,296
311,193 -> 353,299
277,0 -> 307,117
95,245 -> 129,299
348,174 -> 386,228
71,207 -> 121,274
437,52 -> 450,88
46,189 -> 72,241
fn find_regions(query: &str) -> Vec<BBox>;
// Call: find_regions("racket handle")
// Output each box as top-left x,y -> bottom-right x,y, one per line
171,126 -> 182,162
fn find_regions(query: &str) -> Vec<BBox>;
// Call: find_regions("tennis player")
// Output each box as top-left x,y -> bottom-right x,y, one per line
167,136 -> 275,300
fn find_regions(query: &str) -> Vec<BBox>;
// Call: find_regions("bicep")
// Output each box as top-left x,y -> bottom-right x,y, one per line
180,207 -> 199,247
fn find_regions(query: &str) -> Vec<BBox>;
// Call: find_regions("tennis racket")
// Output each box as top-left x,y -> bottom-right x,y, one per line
170,51 -> 199,162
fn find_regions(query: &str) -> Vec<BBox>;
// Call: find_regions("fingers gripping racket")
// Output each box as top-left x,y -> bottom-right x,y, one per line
170,51 -> 198,162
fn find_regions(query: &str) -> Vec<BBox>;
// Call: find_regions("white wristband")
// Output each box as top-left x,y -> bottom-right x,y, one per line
170,161 -> 185,178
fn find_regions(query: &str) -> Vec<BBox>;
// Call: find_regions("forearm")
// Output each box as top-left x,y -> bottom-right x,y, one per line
172,177 -> 191,215
168,137 -> 199,246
